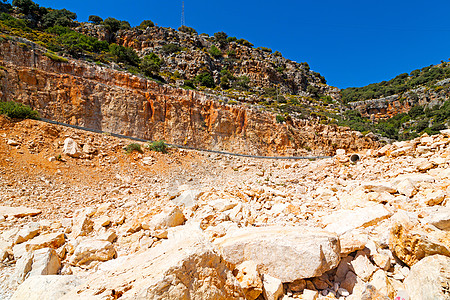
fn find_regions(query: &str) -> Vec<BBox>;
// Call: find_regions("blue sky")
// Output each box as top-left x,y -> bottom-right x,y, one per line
33,0 -> 450,89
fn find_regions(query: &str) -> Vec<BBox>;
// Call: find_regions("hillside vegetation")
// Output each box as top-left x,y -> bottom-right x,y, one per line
341,62 -> 450,103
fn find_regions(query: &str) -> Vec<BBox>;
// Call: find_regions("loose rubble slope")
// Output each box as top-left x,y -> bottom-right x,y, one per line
0,115 -> 449,300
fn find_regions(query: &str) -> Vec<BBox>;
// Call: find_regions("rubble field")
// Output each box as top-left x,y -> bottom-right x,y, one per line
0,116 -> 449,300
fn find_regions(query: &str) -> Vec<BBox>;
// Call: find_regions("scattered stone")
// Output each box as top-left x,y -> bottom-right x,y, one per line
143,206 -> 185,231
360,284 -> 389,300
351,251 -> 376,281
235,260 -> 263,300
302,289 -> 319,300
28,248 -> 61,276
70,211 -> 94,238
372,253 -> 391,271
416,160 -> 436,172
262,274 -> 284,300
0,206 -> 41,218
389,222 -> 450,266
339,230 -> 368,255
63,138 -> 82,158
69,239 -> 116,268
14,222 -> 40,244
62,225 -> 245,299
424,190 -> 446,206
7,139 -> 20,146
422,206 -> 450,230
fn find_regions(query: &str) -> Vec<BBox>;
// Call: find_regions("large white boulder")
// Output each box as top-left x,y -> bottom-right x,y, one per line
11,275 -> 83,300
214,226 -> 340,282
404,255 -> 450,300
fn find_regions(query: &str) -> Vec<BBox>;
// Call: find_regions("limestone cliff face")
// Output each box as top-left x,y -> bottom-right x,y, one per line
0,40 -> 378,155
348,82 -> 450,119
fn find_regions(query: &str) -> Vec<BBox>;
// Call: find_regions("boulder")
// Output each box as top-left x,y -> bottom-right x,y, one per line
61,224 -> 245,299
262,274 -> 284,300
142,206 -> 185,231
323,204 -> 392,235
63,138 -> 82,158
28,248 -> 61,276
422,206 -> 450,231
235,260 -> 263,300
214,226 -> 340,282
424,190 -> 446,206
404,255 -> 450,300
339,230 -> 368,255
13,232 -> 66,259
69,239 -> 116,268
360,284 -> 389,300
0,206 -> 41,218
350,251 -> 376,282
70,210 -> 94,238
14,222 -> 40,244
389,222 -> 450,266
11,275 -> 83,300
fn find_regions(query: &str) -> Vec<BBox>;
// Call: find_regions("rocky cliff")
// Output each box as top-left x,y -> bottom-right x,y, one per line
0,40 -> 378,155
348,79 -> 450,119
77,23 -> 337,98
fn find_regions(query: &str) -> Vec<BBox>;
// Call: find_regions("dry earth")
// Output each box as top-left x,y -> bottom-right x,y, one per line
0,115 -> 449,300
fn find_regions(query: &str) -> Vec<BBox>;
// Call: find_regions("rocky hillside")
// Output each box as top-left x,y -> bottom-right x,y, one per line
0,39 -> 377,156
0,116 -> 449,300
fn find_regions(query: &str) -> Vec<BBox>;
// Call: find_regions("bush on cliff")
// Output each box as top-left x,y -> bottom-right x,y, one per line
0,101 -> 40,119
124,143 -> 143,154
109,43 -> 140,66
148,140 -> 168,153
140,53 -> 162,77
194,72 -> 215,88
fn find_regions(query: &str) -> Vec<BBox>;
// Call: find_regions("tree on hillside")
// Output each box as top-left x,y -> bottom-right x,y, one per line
103,17 -> 121,33
12,0 -> 39,15
214,31 -> 228,45
138,20 -> 154,29
88,15 -> 103,25
41,8 -> 77,28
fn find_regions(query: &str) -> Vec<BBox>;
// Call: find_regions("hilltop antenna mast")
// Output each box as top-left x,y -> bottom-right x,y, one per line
181,1 -> 185,27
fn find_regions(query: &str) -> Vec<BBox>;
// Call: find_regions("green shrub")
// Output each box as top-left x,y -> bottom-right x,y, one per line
161,43 -> 181,54
258,47 -> 272,53
182,79 -> 195,89
195,72 -> 215,88
109,43 -> 140,66
43,51 -> 68,62
208,45 -> 222,58
140,53 -> 162,76
148,140 -> 167,153
236,38 -> 253,47
276,114 -> 286,123
0,101 -> 40,119
178,25 -> 197,35
124,143 -> 143,154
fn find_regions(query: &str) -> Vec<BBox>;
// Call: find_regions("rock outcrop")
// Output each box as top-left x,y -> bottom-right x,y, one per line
0,40 -> 378,156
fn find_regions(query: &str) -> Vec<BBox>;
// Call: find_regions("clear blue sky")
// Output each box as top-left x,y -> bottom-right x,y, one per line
33,0 -> 450,89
